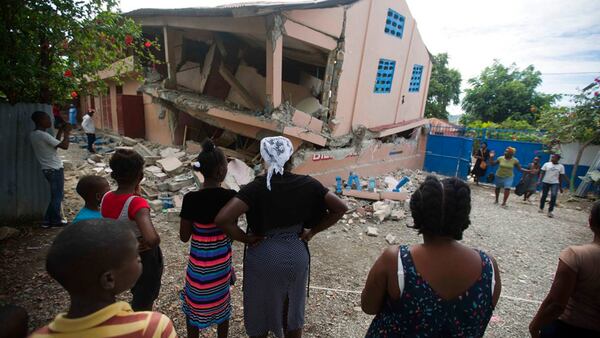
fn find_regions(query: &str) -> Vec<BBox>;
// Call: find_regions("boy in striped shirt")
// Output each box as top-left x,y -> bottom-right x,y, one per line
30,219 -> 177,338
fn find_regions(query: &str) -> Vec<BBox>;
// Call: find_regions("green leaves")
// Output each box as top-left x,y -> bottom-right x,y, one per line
425,53 -> 462,120
461,61 -> 559,125
538,91 -> 600,146
0,0 -> 159,104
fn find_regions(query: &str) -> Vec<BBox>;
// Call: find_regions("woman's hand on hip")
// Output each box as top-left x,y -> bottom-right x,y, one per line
300,229 -> 315,242
245,234 -> 265,247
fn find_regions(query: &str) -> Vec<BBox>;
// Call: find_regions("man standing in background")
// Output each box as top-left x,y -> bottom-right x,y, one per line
82,109 -> 96,154
539,154 -> 569,218
30,111 -> 71,228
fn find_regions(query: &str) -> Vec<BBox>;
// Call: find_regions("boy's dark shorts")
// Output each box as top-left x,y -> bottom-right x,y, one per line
131,246 -> 164,310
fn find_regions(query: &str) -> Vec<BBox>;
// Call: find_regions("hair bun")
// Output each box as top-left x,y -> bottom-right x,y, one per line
201,139 -> 216,153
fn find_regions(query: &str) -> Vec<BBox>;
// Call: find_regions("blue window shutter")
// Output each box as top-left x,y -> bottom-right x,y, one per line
385,9 -> 405,39
408,64 -> 424,92
374,59 -> 396,94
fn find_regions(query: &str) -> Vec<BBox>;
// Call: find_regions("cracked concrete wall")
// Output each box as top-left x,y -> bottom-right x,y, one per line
143,94 -> 172,145
293,128 -> 425,185
283,7 -> 345,38
329,0 -> 370,137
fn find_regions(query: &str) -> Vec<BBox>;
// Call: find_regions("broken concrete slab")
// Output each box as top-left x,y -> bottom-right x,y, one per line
223,159 -> 255,191
122,136 -> 138,146
157,157 -> 184,176
342,190 -> 380,201
160,147 -> 186,159
173,195 -> 183,209
154,172 -> 168,181
283,126 -> 327,146
144,156 -> 161,166
185,140 -> 202,154
149,199 -> 164,212
380,191 -> 410,201
133,143 -> 156,157
157,182 -> 170,192
366,226 -> 379,237
292,109 -> 324,133
373,201 -> 392,222
390,209 -> 406,221
384,176 -> 399,191
168,180 -> 192,192
144,166 -> 163,174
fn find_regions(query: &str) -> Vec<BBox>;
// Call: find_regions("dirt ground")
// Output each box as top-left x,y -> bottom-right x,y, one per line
0,133 -> 595,337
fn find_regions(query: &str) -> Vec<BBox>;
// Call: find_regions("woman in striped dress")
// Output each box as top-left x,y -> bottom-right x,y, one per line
179,140 -> 236,338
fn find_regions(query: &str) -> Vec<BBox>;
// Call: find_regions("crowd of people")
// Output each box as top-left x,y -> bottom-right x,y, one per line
470,143 -> 570,218
0,110 -> 597,338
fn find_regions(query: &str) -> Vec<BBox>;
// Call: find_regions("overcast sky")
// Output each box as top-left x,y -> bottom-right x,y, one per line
120,0 -> 600,115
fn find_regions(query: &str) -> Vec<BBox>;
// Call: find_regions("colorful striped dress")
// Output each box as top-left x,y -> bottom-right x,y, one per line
179,188 -> 237,329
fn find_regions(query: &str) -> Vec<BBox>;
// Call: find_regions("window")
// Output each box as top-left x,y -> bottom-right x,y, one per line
408,64 -> 424,92
374,59 -> 396,93
116,85 -> 123,95
385,9 -> 405,39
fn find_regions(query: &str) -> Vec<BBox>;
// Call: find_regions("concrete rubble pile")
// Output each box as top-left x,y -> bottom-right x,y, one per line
336,168 -> 429,239
65,134 -> 255,222
64,132 -> 425,232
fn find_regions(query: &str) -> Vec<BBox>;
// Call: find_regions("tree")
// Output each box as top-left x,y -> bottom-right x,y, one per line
461,61 -> 558,124
0,0 -> 159,104
424,53 -> 462,120
538,89 -> 600,191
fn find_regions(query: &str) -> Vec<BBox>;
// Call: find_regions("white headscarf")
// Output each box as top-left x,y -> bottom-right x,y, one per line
260,136 -> 294,191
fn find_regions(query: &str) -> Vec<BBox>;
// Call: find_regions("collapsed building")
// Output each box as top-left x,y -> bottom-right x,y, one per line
81,0 -> 432,185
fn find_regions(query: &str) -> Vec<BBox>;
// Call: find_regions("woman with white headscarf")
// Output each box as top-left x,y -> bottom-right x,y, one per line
216,136 -> 348,338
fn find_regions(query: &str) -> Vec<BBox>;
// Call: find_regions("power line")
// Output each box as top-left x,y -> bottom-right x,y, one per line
541,71 -> 600,75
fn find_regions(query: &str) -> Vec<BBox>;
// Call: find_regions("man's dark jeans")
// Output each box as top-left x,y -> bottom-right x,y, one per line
42,168 -> 64,225
86,133 -> 96,153
540,182 -> 559,212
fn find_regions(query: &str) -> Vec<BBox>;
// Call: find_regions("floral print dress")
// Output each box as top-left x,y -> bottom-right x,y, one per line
366,245 -> 495,338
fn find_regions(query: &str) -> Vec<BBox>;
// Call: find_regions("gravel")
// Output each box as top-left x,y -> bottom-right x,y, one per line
0,133 -> 594,337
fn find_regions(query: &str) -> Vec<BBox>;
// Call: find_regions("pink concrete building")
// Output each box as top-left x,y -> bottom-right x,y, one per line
82,0 -> 432,185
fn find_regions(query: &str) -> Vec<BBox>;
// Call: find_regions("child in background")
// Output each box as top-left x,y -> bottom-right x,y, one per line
101,149 -> 163,311
179,139 -> 235,338
73,175 -> 109,224
30,219 -> 176,338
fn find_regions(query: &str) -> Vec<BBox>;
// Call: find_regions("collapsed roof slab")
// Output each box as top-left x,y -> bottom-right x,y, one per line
369,118 -> 430,138
141,84 -> 327,148
134,15 -> 266,35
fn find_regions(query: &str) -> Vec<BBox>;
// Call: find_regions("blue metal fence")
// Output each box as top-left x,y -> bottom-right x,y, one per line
424,134 -> 473,180
424,125 -> 586,188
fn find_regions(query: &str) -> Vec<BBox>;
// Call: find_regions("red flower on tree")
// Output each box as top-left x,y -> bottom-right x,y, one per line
71,91 -> 78,98
144,41 -> 152,48
125,34 -> 133,46
64,69 -> 73,78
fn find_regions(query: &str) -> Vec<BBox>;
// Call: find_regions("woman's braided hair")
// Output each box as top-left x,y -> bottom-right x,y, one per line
194,139 -> 227,180
409,175 -> 471,240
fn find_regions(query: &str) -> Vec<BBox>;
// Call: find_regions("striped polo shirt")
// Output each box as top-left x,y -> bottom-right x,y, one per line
30,301 -> 176,338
